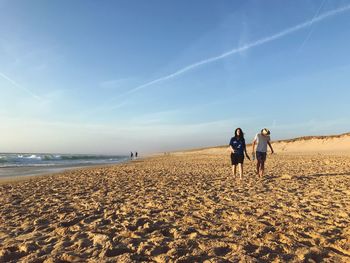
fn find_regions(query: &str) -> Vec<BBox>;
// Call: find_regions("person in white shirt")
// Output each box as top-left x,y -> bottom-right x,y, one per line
252,128 -> 274,177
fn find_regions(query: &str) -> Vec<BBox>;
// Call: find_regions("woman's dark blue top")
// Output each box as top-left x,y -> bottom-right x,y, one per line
229,137 -> 246,155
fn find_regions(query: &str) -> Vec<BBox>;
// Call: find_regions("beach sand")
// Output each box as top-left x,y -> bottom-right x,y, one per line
1,141 -> 350,262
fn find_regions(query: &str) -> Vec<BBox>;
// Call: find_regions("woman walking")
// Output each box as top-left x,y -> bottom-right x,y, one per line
229,128 -> 251,179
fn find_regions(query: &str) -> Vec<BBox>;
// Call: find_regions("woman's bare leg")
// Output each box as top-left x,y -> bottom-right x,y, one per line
238,163 -> 243,179
232,165 -> 237,177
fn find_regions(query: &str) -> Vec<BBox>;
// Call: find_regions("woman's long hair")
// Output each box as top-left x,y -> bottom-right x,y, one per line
235,128 -> 244,140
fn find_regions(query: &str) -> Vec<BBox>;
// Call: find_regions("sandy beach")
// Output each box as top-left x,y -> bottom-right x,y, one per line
1,137 -> 350,262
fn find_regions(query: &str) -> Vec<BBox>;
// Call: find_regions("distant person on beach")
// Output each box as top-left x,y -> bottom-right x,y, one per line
130,152 -> 134,159
229,128 -> 251,179
252,128 -> 274,177
135,152 -> 138,158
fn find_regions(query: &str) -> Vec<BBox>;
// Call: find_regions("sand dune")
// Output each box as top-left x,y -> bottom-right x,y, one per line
181,132 -> 350,155
1,134 -> 350,262
273,133 -> 350,154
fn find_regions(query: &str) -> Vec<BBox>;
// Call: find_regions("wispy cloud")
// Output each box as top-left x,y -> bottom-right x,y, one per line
0,72 -> 42,100
99,78 -> 131,89
1,42 -> 59,73
124,4 -> 350,96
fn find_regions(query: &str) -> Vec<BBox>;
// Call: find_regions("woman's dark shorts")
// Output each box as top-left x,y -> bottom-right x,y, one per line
256,151 -> 267,162
231,153 -> 244,165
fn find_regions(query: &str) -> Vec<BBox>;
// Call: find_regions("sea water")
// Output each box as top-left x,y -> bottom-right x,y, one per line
0,153 -> 129,178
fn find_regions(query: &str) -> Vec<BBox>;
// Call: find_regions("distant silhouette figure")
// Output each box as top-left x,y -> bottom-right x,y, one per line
130,152 -> 134,159
135,152 -> 138,158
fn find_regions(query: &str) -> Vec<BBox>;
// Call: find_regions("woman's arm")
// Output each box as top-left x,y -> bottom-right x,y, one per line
244,147 -> 251,160
229,145 -> 234,154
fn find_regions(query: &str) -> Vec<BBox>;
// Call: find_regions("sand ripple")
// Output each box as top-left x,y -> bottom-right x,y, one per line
1,153 -> 350,262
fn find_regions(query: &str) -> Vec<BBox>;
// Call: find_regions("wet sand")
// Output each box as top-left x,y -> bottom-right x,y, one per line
1,151 -> 350,262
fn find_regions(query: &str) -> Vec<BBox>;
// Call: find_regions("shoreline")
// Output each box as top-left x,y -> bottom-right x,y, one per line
0,158 -> 137,184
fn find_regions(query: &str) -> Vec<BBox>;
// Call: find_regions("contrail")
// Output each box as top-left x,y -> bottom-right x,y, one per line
0,72 -> 42,100
126,4 -> 350,95
297,0 -> 327,52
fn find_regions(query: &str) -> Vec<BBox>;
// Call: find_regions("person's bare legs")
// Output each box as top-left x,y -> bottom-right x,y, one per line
259,161 -> 265,177
238,163 -> 243,179
232,165 -> 237,177
256,161 -> 260,176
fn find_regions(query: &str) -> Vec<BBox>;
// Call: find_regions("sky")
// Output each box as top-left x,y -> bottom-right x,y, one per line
0,0 -> 350,154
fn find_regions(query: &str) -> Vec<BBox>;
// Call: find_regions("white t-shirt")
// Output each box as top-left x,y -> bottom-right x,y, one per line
254,133 -> 270,152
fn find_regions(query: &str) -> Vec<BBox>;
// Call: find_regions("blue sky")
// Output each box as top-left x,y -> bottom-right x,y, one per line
0,0 -> 349,154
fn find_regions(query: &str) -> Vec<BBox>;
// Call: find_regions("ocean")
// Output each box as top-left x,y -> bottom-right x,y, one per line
0,153 -> 129,178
